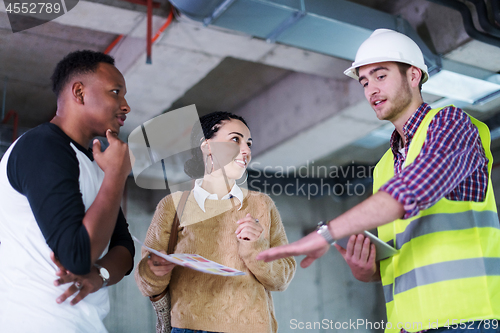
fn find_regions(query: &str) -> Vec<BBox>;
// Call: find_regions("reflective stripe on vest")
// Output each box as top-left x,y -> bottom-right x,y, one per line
395,210 -> 499,250
373,107 -> 500,332
383,257 -> 500,303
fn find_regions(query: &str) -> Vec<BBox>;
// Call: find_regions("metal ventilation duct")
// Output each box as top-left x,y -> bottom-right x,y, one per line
170,0 -> 441,74
169,0 -> 500,106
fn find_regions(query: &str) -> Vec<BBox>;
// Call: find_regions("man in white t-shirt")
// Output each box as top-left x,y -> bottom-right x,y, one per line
0,50 -> 135,332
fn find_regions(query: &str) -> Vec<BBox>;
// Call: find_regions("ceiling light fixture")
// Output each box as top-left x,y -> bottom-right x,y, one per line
422,69 -> 500,105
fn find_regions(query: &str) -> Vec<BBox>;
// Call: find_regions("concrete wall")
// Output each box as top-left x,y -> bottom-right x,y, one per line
103,182 -> 168,333
269,193 -> 386,333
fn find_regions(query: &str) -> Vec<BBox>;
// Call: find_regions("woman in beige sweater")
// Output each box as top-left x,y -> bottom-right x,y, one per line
135,112 -> 296,333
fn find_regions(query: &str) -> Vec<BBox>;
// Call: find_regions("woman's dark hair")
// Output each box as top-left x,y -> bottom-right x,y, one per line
184,111 -> 249,179
51,50 -> 115,98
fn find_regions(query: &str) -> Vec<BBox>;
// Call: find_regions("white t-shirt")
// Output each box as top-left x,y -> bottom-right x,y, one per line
0,123 -> 133,332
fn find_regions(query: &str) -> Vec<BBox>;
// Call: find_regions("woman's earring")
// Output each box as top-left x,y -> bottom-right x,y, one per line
236,170 -> 248,185
205,154 -> 214,175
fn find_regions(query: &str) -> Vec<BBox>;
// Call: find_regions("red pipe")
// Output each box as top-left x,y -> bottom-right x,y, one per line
103,4 -> 174,60
2,110 -> 19,143
152,7 -> 174,43
146,0 -> 153,64
104,34 -> 124,55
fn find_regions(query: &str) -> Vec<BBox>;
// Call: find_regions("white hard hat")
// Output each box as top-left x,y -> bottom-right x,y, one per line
344,29 -> 428,83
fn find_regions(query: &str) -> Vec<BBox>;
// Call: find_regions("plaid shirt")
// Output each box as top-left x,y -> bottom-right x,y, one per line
379,103 -> 489,333
379,103 -> 488,220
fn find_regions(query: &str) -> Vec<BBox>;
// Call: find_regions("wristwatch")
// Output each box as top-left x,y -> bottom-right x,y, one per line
316,220 -> 335,246
94,264 -> 110,288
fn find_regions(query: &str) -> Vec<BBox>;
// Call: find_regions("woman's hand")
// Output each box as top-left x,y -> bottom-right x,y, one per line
147,251 -> 176,277
235,213 -> 263,241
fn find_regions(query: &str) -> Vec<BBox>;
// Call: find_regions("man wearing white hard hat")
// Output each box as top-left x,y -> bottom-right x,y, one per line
258,29 -> 500,332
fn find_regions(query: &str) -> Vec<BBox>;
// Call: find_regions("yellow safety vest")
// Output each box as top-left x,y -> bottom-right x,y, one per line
373,107 -> 500,333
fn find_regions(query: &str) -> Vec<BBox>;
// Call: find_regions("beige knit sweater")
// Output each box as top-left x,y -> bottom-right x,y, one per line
135,190 -> 296,333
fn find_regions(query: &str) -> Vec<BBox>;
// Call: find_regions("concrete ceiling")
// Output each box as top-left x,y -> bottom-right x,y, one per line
2,0 -> 500,172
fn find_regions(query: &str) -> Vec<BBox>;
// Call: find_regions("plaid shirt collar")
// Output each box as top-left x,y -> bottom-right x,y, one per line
389,103 -> 431,155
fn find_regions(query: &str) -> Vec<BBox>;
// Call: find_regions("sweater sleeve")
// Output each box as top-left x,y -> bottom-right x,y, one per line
238,195 -> 296,292
134,195 -> 177,297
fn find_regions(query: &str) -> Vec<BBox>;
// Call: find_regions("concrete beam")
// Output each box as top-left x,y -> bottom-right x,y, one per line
121,42 -> 223,135
238,73 -> 382,170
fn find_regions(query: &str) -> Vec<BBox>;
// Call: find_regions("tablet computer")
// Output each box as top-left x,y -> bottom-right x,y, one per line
334,230 -> 398,261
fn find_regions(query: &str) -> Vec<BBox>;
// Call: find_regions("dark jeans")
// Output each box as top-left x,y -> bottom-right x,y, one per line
429,320 -> 500,332
171,329 -> 221,333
